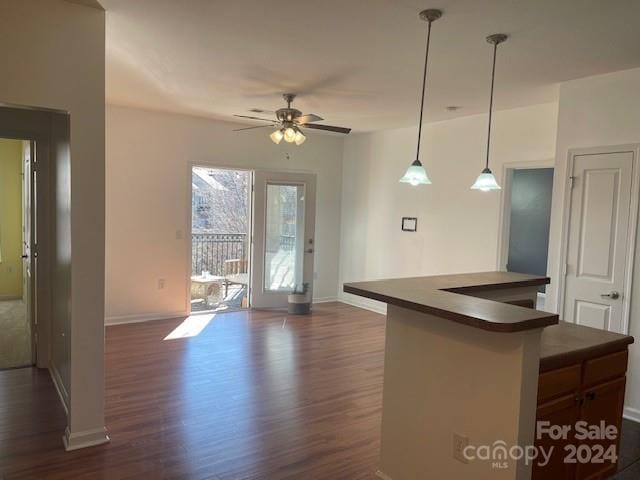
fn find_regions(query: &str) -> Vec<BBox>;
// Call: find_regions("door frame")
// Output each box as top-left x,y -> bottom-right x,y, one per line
556,144 -> 640,334
0,106 -> 55,369
186,162 -> 254,314
496,159 -> 555,272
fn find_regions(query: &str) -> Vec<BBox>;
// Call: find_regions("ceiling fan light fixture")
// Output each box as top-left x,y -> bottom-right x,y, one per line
270,129 -> 284,144
399,159 -> 432,186
283,126 -> 297,143
294,129 -> 306,146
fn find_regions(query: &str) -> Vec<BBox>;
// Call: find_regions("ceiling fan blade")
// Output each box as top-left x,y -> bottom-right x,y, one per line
233,124 -> 274,131
296,113 -> 324,124
249,108 -> 276,114
233,114 -> 275,123
301,123 -> 351,134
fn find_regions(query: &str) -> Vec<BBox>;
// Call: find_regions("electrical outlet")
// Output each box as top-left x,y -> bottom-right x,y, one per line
453,433 -> 469,463
158,278 -> 166,290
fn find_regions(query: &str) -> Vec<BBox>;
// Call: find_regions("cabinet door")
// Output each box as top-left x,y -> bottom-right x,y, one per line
576,377 -> 626,480
533,393 -> 580,480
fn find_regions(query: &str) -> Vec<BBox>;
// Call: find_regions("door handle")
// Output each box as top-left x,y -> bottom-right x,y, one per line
600,291 -> 620,300
306,248 -> 314,253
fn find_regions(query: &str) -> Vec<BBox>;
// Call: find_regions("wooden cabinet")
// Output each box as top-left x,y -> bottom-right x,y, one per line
533,351 -> 628,480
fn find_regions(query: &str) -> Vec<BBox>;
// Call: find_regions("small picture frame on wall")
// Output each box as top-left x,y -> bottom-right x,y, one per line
402,217 -> 417,232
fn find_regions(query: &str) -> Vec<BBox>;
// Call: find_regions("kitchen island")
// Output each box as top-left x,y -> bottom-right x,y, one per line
343,272 -> 633,480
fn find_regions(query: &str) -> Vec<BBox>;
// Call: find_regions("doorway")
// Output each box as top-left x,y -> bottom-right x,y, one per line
190,167 -> 251,312
0,138 -> 35,369
498,163 -> 554,309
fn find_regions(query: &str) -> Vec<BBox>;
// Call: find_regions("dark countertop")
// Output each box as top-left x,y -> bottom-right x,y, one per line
343,272 -> 558,333
540,321 -> 634,372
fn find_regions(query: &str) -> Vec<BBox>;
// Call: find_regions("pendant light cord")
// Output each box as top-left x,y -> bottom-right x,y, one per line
415,19 -> 433,161
485,42 -> 498,170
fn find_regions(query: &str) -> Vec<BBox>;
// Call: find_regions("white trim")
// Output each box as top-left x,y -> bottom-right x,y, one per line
105,311 -> 188,326
624,406 -> 640,424
49,364 -> 69,415
496,159 -> 555,271
338,292 -> 387,315
556,144 -> 640,334
375,470 -> 393,480
312,296 -> 338,304
62,426 -> 110,451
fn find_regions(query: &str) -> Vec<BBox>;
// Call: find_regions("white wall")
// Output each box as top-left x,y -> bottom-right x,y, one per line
546,68 -> 640,420
339,103 -> 558,312
106,105 -> 344,322
0,0 -> 106,447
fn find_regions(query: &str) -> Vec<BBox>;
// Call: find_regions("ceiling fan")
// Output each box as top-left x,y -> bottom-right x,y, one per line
233,93 -> 352,145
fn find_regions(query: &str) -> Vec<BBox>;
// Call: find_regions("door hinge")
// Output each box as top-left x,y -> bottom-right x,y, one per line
569,176 -> 576,189
563,263 -> 569,276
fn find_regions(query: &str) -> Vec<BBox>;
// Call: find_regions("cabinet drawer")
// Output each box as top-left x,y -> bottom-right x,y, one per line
583,350 -> 628,387
538,364 -> 582,404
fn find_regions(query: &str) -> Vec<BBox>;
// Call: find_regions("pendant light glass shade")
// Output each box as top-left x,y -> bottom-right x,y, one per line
399,159 -> 432,186
470,167 -> 500,191
270,129 -> 284,144
399,9 -> 442,187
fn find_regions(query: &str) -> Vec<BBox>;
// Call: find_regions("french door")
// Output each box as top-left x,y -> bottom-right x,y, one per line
250,171 -> 316,308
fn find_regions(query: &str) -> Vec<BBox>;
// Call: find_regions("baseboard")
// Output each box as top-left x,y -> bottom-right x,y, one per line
375,470 -> 393,480
0,294 -> 22,301
49,364 -> 69,415
63,426 -> 110,451
624,406 -> 640,423
339,292 -> 387,315
312,296 -> 339,304
105,310 -> 188,326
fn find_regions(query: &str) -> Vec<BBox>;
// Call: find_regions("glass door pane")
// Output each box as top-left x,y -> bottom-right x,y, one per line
264,183 -> 305,292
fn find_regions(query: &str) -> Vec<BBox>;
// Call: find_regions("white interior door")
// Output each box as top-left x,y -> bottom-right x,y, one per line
22,140 -> 36,362
251,171 -> 316,308
563,150 -> 634,333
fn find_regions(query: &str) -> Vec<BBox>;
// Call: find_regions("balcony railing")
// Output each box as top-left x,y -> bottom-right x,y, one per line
192,233 -> 247,276
191,232 -> 298,277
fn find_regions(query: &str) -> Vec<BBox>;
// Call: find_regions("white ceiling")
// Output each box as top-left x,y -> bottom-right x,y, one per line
103,0 -> 640,132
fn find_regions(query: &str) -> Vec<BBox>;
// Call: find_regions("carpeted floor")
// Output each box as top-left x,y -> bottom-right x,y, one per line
0,299 -> 31,369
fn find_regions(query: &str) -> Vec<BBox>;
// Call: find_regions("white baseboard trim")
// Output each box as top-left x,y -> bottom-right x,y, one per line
375,470 -> 393,480
312,296 -> 339,304
63,426 -> 110,451
339,293 -> 387,315
49,364 -> 69,415
105,310 -> 188,326
624,406 -> 640,423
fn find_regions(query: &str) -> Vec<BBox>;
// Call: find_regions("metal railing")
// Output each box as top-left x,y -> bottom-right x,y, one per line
191,232 -> 297,277
192,233 -> 247,276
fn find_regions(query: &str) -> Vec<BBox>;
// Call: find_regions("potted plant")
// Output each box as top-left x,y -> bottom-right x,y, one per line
288,282 -> 311,315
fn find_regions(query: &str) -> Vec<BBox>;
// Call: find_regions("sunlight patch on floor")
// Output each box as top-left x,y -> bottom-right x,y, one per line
164,313 -> 216,340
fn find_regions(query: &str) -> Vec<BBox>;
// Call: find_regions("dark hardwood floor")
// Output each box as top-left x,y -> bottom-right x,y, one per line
1,303 -> 385,479
1,302 -> 639,479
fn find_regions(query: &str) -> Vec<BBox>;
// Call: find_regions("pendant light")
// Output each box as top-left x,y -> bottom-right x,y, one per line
471,33 -> 507,192
399,9 -> 442,186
